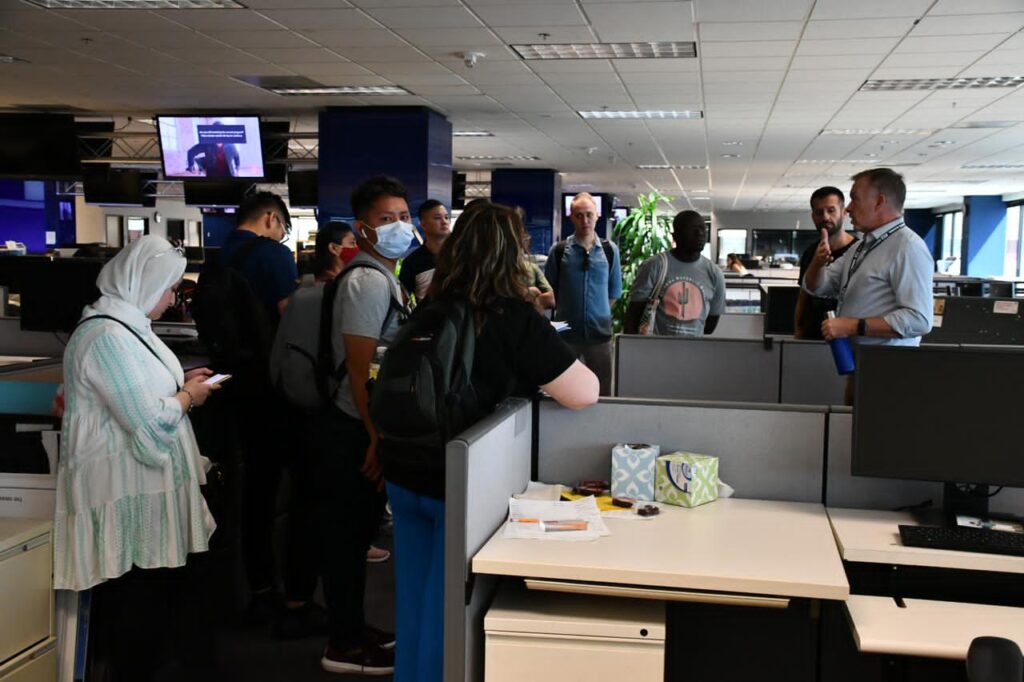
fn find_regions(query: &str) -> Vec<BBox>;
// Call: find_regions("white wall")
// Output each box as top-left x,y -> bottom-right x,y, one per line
75,196 -> 203,244
712,210 -> 811,232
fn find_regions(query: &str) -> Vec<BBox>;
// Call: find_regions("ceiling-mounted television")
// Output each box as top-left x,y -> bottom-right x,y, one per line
183,180 -> 249,207
0,114 -> 82,180
82,168 -> 156,207
287,169 -> 318,208
563,193 -> 603,218
157,115 -> 265,180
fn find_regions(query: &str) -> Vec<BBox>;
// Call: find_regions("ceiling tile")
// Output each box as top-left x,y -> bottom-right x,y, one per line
700,21 -> 803,42
363,6 -> 483,29
52,9 -> 179,32
809,0 -> 932,20
700,41 -> 796,58
107,30 -> 224,49
396,28 -> 503,47
929,0 -> 1024,14
695,0 -> 810,22
244,47 -> 348,63
205,30 -> 317,49
894,34 -> 1011,53
588,3 -> 695,42
790,53 -> 883,70
275,63 -> 379,78
795,37 -> 900,56
702,56 -> 791,71
0,9 -> 85,32
491,26 -> 597,43
155,9 -> 283,31
301,29 -> 408,48
330,46 -> 428,62
361,61 -> 454,76
474,4 -> 586,27
259,9 -> 381,31
911,12 -> 1024,35
804,18 -> 917,39
880,51 -> 987,69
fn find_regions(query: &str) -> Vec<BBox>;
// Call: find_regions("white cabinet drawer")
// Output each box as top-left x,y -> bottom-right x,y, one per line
0,638 -> 56,682
485,632 -> 664,682
0,533 -> 53,665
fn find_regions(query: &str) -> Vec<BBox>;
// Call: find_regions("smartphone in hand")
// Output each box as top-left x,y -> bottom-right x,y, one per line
203,373 -> 232,386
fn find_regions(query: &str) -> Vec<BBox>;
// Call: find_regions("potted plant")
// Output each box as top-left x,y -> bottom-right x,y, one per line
611,190 -> 674,331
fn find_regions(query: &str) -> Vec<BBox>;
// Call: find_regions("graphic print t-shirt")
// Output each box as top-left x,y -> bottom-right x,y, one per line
630,253 -> 726,337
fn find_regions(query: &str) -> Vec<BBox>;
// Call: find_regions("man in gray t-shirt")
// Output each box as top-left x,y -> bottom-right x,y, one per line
625,210 -> 726,337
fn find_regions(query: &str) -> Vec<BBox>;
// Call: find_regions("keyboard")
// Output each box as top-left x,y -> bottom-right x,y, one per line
898,524 -> 1024,557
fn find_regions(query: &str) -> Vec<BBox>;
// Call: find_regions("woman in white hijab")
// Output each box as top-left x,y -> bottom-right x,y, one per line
55,236 -> 223,679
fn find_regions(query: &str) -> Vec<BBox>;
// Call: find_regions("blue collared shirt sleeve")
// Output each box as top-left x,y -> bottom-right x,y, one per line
608,241 -> 622,300
882,238 -> 934,338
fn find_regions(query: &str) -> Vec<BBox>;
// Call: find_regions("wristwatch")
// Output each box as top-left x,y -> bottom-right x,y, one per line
857,318 -> 868,336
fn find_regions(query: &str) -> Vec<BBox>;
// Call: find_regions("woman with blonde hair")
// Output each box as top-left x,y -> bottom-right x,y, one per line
379,202 -> 598,682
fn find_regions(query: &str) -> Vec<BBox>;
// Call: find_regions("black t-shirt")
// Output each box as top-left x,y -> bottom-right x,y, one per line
381,297 -> 577,499
398,246 -> 436,301
797,235 -> 857,340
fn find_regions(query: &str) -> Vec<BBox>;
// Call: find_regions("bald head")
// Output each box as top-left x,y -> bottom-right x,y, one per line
569,192 -> 598,240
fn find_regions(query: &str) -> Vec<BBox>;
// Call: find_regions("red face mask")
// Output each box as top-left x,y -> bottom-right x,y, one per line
340,246 -> 360,265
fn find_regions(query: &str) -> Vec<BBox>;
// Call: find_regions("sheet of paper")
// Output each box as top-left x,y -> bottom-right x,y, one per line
993,300 -> 1019,315
933,314 -> 943,328
551,321 -> 571,333
504,496 -> 610,541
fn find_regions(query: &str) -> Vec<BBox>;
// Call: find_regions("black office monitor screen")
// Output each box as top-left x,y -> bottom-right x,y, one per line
287,170 -> 318,208
0,114 -> 81,180
157,116 -> 264,180
183,180 -> 249,207
853,345 -> 1024,488
19,258 -> 104,333
82,168 -> 156,207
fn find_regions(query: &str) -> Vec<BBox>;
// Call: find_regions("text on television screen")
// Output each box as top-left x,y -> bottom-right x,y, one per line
158,116 -> 264,179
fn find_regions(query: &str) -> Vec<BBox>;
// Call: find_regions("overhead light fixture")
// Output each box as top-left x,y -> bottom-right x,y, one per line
929,140 -> 956,146
457,155 -> 540,161
0,54 -> 30,64
26,0 -> 244,7
821,128 -> 934,136
512,42 -> 696,60
962,163 -> 1024,169
721,141 -> 743,146
579,110 -> 702,120
270,85 -> 409,96
951,120 -> 1018,129
690,196 -> 711,200
452,131 -> 493,137
720,153 -> 741,159
860,76 -> 1024,91
796,159 -> 886,165
635,163 -> 707,170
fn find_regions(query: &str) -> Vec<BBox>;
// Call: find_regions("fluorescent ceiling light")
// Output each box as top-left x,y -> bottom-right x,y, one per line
962,163 -> 1024,170
270,85 -> 408,96
26,0 -> 244,7
458,155 -> 540,161
720,153 -> 741,159
796,159 -> 887,165
820,128 -> 934,136
951,120 -> 1018,129
636,163 -> 707,170
0,54 -> 29,64
452,131 -> 493,137
860,76 -> 1024,91
721,141 -> 743,146
579,110 -> 702,120
512,42 -> 696,60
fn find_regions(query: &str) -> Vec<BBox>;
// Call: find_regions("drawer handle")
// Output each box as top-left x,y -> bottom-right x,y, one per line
524,579 -> 791,609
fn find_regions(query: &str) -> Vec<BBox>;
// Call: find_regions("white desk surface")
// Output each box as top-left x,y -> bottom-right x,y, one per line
827,507 -> 1024,574
846,595 -> 1024,660
473,498 -> 849,601
0,518 -> 52,553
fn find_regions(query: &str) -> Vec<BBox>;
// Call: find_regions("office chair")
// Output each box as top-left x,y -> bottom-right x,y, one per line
966,637 -> 1023,682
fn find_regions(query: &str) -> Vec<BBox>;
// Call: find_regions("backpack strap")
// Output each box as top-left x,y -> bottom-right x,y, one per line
551,240 -> 567,298
226,235 -> 266,271
75,315 -> 181,391
600,238 -> 614,267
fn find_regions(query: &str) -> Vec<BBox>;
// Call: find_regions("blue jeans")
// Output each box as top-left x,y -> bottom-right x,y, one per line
386,481 -> 445,682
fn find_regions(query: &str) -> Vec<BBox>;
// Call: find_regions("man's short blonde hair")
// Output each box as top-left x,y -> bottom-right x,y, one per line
570,192 -> 597,214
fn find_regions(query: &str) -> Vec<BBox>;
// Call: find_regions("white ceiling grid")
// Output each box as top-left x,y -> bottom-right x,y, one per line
0,0 -> 1022,212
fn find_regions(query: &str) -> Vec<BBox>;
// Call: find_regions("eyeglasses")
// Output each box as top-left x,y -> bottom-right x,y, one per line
268,212 -> 292,240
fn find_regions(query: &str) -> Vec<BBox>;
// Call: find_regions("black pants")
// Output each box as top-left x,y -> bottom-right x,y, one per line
306,408 -> 386,650
233,379 -> 319,602
86,556 -> 220,682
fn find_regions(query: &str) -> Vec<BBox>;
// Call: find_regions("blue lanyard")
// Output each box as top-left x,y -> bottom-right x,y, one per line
838,222 -> 904,305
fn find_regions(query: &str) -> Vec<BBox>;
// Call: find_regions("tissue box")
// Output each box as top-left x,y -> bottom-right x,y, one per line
611,443 -> 659,501
654,452 -> 719,508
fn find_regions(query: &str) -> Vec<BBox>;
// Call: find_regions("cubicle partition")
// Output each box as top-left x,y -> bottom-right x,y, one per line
710,313 -> 764,340
778,340 -> 848,405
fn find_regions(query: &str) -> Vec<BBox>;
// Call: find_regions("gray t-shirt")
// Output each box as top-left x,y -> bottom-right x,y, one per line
331,252 -> 405,418
630,252 -> 726,337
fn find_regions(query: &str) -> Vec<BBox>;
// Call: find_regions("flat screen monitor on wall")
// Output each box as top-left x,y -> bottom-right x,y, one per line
157,115 -> 265,180
563,194 -> 603,218
287,170 -> 318,208
183,180 -> 249,207
0,114 -> 81,180
82,168 -> 156,207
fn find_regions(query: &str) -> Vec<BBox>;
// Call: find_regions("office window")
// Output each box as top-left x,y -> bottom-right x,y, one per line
1005,204 -> 1022,278
937,211 -> 962,275
717,229 -> 747,265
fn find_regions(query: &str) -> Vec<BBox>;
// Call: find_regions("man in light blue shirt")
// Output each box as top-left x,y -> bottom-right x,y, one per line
804,167 -> 933,347
546,192 -> 622,394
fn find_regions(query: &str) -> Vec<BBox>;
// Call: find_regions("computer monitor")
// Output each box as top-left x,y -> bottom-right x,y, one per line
19,257 -> 104,333
157,115 -> 265,180
853,345 -> 1024,520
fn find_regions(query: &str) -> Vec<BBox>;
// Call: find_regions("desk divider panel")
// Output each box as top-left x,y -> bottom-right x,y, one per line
615,336 -> 780,403
780,340 -> 848,406
711,313 -> 765,340
537,398 -> 826,503
445,398 -> 532,682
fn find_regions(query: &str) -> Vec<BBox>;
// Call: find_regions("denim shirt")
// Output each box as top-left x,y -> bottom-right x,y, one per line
545,235 -> 622,344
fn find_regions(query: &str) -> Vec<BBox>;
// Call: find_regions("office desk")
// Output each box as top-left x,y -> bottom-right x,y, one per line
474,499 -> 849,682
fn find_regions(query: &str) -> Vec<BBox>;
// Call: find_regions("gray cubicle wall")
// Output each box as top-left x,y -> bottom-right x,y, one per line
445,398 -> 532,682
710,313 -> 764,340
615,336 -> 780,403
0,318 -> 65,357
537,398 -> 826,503
779,340 -> 849,406
825,408 -> 1024,514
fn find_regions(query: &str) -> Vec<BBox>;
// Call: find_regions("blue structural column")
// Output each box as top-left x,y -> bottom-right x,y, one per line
491,169 -> 560,255
963,195 -> 1008,277
318,106 -> 452,226
904,208 -> 938,256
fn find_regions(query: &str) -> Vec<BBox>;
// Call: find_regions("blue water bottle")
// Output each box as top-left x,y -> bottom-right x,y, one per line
826,311 -> 855,375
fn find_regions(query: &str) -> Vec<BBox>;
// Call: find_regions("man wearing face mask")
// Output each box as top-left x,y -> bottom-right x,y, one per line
314,176 -> 411,675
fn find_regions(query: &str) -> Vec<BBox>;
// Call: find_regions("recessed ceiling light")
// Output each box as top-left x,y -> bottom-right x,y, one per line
796,159 -> 887,165
720,153 -> 741,158
26,0 -> 244,7
457,155 -> 540,161
512,42 -> 696,60
270,85 -> 409,95
452,131 -> 493,137
930,140 -> 956,145
579,110 -> 703,120
690,196 -> 711,200
635,163 -> 707,170
0,54 -> 29,64
951,120 -> 1018,129
962,163 -> 1024,169
821,128 -> 934,136
721,141 -> 743,146
860,76 -> 1024,91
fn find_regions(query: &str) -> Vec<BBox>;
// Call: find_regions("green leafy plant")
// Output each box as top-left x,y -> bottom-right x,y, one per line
611,190 -> 674,332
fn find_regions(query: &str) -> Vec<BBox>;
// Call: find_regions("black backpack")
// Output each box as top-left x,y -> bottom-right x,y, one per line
369,299 -> 485,452
191,238 -> 274,376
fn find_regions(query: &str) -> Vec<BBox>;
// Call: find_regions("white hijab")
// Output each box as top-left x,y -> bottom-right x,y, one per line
82,235 -> 186,386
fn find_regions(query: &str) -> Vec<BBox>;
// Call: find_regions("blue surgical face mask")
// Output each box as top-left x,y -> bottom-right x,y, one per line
362,220 -> 415,260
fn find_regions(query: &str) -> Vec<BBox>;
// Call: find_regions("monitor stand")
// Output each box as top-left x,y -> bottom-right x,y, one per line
911,483 -> 1021,528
